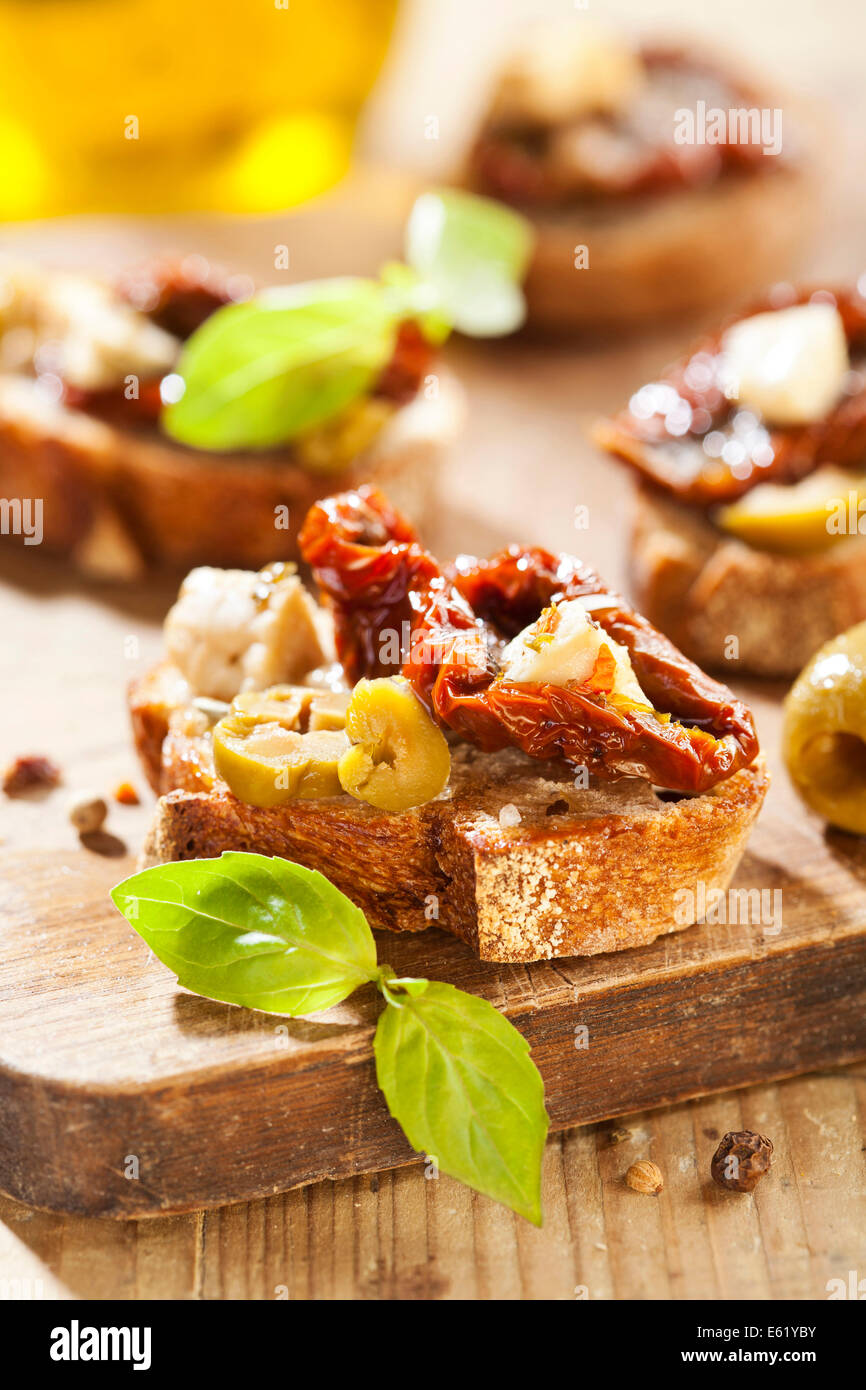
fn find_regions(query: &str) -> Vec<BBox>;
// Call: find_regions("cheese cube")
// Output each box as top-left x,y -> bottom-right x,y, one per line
493,26 -> 644,126
165,565 -> 328,701
501,597 -> 647,704
722,303 -> 849,426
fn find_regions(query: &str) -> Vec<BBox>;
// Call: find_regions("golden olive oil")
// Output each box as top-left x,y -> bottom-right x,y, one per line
0,0 -> 397,217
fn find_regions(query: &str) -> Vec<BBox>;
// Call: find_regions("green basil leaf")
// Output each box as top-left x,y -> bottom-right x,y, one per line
374,979 -> 548,1223
379,261 -> 452,346
405,189 -> 533,337
162,277 -> 398,450
111,852 -> 378,1015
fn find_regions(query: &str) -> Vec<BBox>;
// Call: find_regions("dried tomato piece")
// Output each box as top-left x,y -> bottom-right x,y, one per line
468,47 -> 772,209
113,780 -> 141,806
373,322 -> 435,406
115,256 -> 237,339
61,378 -> 166,429
597,285 -> 866,507
452,544 -> 757,743
2,754 -> 61,797
298,489 -> 436,682
300,488 -> 759,793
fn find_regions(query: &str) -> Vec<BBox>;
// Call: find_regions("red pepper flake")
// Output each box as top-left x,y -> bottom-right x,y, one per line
2,754 -> 62,797
585,644 -> 617,695
113,780 -> 141,806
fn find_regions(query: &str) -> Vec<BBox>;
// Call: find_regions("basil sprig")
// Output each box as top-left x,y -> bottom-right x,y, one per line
162,189 -> 533,452
161,279 -> 398,452
111,852 -> 549,1224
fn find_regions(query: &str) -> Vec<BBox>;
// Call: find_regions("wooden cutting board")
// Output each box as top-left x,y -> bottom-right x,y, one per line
2,682 -> 866,1218
1,187 -> 866,1219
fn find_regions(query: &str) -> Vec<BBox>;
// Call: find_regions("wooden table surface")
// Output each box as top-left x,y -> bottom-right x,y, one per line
4,31 -> 866,1291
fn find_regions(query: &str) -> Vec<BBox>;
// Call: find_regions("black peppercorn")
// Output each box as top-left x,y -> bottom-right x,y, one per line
711,1130 -> 773,1192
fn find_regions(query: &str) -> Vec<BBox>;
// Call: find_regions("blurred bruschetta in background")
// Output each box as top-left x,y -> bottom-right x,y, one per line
0,257 -> 461,579
463,25 -> 818,333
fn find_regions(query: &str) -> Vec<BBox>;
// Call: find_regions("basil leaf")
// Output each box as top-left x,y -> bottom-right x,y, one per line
374,979 -> 548,1224
379,262 -> 452,346
162,277 -> 398,450
111,852 -> 378,1015
405,189 -> 533,337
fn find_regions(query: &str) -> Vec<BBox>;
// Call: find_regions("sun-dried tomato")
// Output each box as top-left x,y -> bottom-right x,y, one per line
468,47 -> 771,209
373,322 -> 435,406
61,378 -> 166,429
598,286 -> 866,507
299,488 -> 438,682
2,754 -> 61,797
115,257 -> 237,339
300,487 -> 759,792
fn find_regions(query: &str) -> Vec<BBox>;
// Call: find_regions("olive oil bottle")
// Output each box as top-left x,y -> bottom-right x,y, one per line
0,0 -> 397,218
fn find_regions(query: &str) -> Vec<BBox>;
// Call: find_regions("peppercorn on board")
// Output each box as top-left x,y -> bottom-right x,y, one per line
1,192 -> 866,1219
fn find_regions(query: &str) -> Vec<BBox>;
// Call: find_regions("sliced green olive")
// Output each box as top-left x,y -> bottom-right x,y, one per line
338,676 -> 450,813
783,621 -> 866,833
213,713 -> 349,806
229,685 -> 350,734
716,469 -> 866,555
294,397 -> 395,474
307,689 -> 352,731
231,685 -> 312,729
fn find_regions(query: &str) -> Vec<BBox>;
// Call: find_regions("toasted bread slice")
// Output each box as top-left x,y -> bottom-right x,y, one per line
520,165 -> 815,334
0,373 -> 462,579
130,660 -> 768,963
631,484 -> 866,677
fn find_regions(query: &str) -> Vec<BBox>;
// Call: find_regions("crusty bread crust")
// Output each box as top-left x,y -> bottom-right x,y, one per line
130,662 -> 196,793
131,662 -> 769,963
0,374 -> 462,579
631,484 -> 866,678
520,166 -> 815,334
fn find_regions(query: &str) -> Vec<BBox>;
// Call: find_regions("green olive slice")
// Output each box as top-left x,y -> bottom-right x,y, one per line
307,689 -> 351,731
338,677 -> 451,813
213,714 -> 349,806
231,685 -> 312,729
716,468 -> 866,555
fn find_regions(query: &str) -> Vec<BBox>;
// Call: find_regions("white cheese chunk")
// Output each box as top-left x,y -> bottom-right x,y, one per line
721,303 -> 849,427
164,565 -> 329,702
501,597 -> 647,705
492,25 -> 644,126
0,259 -> 179,390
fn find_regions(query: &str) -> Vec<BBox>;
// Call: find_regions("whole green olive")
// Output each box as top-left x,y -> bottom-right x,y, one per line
783,620 -> 866,833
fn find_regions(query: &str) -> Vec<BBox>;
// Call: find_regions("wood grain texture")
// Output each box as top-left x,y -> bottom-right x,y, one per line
1,1067 -> 863,1299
